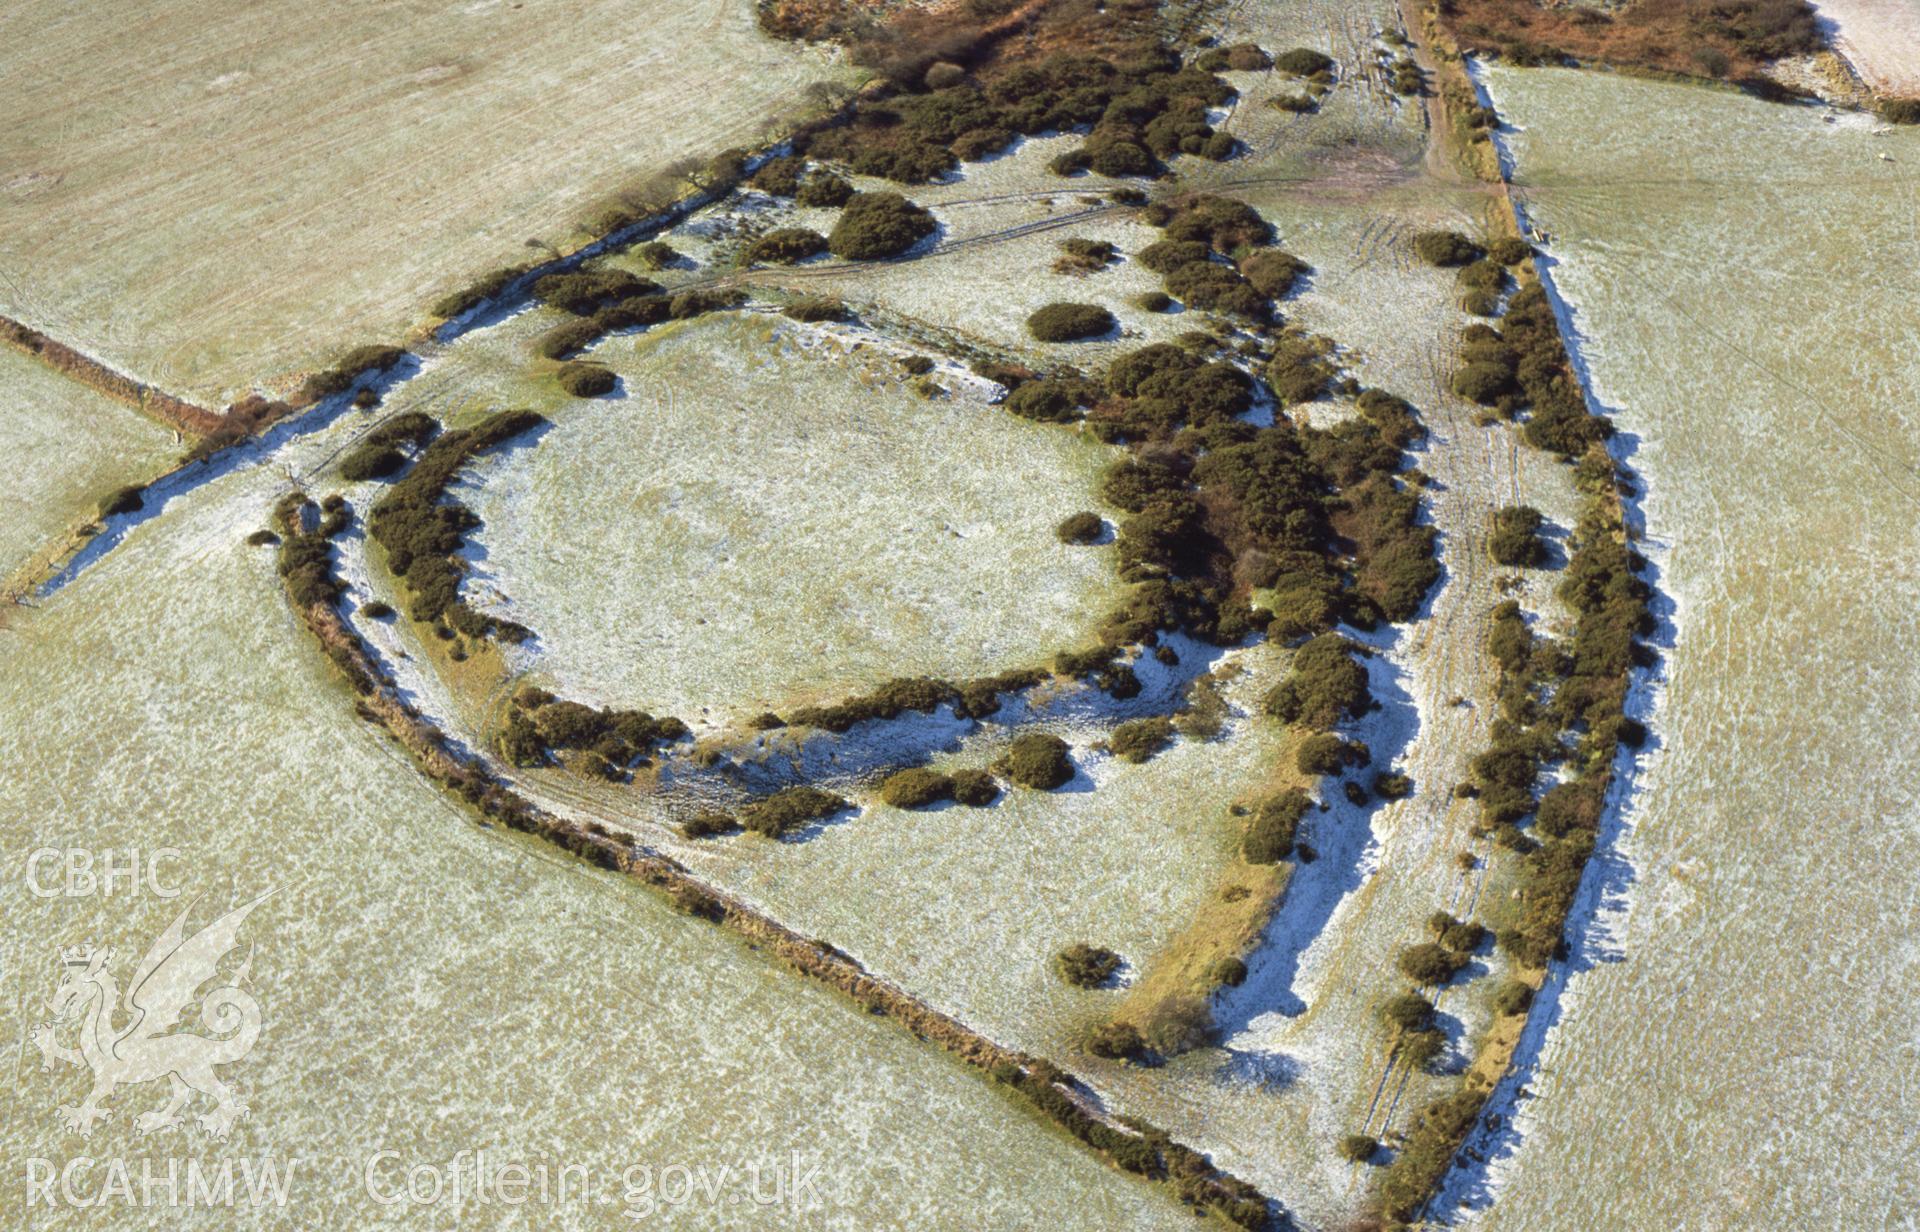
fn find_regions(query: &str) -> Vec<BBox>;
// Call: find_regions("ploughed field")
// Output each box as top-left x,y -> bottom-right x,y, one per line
0,0 -> 847,407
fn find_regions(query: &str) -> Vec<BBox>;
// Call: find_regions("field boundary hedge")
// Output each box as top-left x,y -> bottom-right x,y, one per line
270,491 -> 1284,1231
0,314 -> 224,437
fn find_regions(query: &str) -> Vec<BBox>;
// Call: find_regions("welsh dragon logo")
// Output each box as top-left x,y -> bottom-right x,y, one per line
32,891 -> 270,1139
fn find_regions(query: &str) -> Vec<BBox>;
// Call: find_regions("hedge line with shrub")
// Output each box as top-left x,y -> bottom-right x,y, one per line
1374,267 -> 1651,1227
532,285 -> 745,361
738,786 -> 852,839
783,669 -> 1047,733
340,411 -> 437,481
499,686 -> 688,776
366,409 -> 546,644
798,36 -> 1247,187
1452,282 -> 1611,456
301,344 -> 409,403
273,494 -> 349,610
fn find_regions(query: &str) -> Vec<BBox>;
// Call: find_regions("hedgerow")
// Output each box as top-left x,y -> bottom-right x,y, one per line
366,409 -> 546,643
1454,284 -> 1610,454
499,691 -> 687,773
432,265 -> 532,320
532,283 -> 739,362
100,485 -> 145,517
301,344 -> 409,402
1374,213 -> 1651,1230
531,269 -> 659,315
274,496 -> 347,610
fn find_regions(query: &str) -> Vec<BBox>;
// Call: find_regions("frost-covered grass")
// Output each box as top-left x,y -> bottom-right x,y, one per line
297,17 -> 1548,1218
661,644 -> 1297,1049
659,0 -> 1423,368
1004,181 -> 1571,1225
1458,67 -> 1920,1231
0,407 -> 1187,1232
729,145 -> 1210,365
0,348 -> 177,581
450,311 -> 1126,723
517,182 -> 1568,1231
0,0 -> 849,405
1198,0 -> 1426,174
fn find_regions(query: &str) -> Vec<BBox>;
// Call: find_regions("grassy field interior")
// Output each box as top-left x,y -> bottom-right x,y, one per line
0,347 -> 177,581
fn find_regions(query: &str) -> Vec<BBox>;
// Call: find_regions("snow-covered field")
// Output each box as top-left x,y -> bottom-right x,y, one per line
0,397 -> 1186,1232
8,3 -> 1756,1226
0,348 -> 177,582
0,0 -> 850,406
459,312 -> 1125,723
488,181 -> 1585,1228
282,4 -> 1562,1220
1462,66 -> 1920,1229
